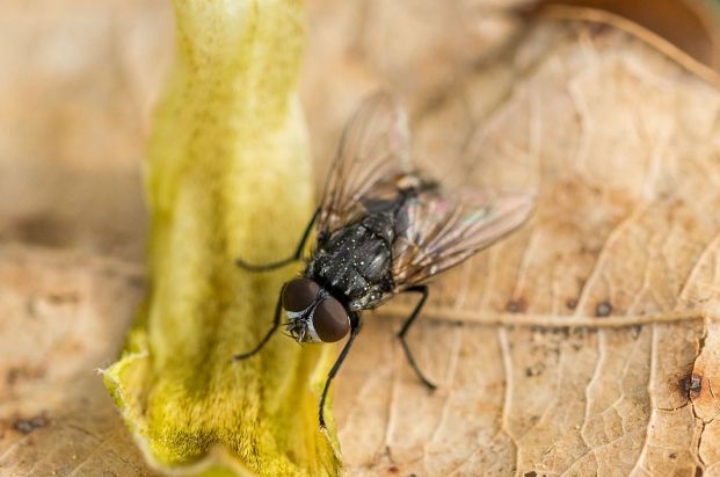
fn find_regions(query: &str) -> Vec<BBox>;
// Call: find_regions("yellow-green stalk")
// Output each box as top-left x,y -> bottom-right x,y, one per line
103,1 -> 341,475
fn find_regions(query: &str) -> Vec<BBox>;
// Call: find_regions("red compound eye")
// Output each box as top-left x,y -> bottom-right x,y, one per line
312,296 -> 350,342
282,278 -> 320,312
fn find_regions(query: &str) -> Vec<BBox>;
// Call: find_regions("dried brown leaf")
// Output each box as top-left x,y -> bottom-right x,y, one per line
0,246 -> 158,477
318,13 -> 720,477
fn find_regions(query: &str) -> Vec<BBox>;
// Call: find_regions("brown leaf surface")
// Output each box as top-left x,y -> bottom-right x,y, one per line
4,1 -> 720,476
0,0 -> 173,261
0,2 -> 172,475
0,246 -> 159,476
321,10 -> 720,477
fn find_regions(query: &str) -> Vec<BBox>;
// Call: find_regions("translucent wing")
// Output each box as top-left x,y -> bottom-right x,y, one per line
316,92 -> 412,237
391,189 -> 534,288
315,91 -> 535,292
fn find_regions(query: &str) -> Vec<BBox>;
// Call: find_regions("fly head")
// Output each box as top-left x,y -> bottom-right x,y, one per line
282,278 -> 350,343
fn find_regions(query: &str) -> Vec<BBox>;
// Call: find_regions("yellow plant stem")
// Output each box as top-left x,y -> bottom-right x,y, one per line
103,1 -> 340,476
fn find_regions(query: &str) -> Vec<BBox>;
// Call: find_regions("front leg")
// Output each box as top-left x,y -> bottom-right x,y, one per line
319,313 -> 362,429
236,207 -> 320,272
233,292 -> 283,360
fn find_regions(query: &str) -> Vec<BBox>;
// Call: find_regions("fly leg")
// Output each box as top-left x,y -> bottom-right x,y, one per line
397,285 -> 436,390
235,207 -> 320,271
319,313 -> 362,429
233,292 -> 283,360
233,208 -> 319,359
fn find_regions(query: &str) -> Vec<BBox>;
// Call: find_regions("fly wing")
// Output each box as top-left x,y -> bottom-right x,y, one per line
316,92 -> 412,237
392,189 -> 534,287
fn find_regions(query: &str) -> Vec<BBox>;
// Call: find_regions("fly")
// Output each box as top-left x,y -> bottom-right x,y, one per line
234,92 -> 534,429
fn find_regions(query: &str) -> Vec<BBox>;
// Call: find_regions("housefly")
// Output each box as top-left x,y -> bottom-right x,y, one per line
234,92 -> 534,428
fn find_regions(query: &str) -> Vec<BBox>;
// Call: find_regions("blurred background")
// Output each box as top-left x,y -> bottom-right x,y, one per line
2,0 -> 718,263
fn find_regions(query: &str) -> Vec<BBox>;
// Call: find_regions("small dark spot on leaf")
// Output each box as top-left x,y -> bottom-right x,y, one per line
696,465 -> 704,477
669,452 -> 677,459
682,374 -> 702,394
595,301 -> 612,317
525,364 -> 544,377
524,472 -> 538,477
565,298 -> 577,310
505,298 -> 526,313
387,465 -> 399,474
13,415 -> 48,434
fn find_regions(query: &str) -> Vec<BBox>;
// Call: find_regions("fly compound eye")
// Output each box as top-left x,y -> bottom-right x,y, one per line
282,278 -> 320,312
312,296 -> 350,342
